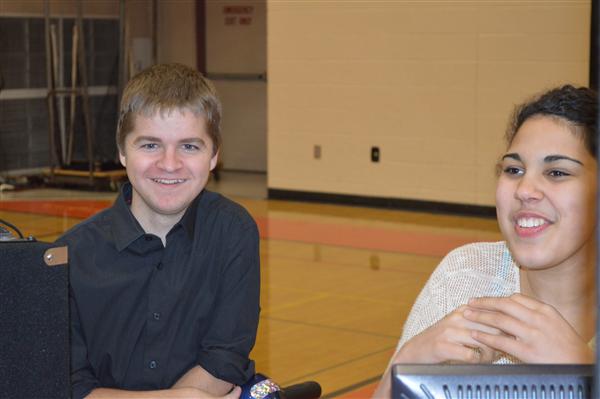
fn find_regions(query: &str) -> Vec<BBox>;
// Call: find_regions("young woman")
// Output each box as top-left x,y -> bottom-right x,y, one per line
373,85 -> 598,398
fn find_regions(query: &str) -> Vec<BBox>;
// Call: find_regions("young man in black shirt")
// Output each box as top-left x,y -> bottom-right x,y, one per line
59,63 -> 260,398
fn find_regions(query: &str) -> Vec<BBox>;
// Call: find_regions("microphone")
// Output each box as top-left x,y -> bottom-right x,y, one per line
240,374 -> 280,399
280,381 -> 321,399
240,374 -> 321,399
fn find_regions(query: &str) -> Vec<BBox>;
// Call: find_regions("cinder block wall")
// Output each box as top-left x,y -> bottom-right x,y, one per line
267,1 -> 590,206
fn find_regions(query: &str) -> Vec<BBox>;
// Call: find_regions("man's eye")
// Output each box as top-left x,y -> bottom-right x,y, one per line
141,143 -> 158,150
182,144 -> 200,151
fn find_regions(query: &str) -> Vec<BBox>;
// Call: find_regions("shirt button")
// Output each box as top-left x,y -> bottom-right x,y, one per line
149,360 -> 158,369
153,312 -> 161,320
156,262 -> 163,270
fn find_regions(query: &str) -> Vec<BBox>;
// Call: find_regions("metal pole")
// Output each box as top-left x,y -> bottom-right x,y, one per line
196,0 -> 206,74
153,0 -> 158,65
76,0 -> 96,185
50,24 -> 66,165
66,24 -> 79,165
118,0 -> 126,104
591,0 -> 598,90
44,0 -> 58,176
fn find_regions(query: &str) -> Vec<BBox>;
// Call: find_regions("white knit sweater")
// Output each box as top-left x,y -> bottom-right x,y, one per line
397,241 -> 520,364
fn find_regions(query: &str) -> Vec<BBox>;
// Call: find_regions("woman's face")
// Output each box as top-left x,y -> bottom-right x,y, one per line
496,115 -> 597,271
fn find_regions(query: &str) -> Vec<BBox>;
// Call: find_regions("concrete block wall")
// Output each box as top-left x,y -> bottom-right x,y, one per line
267,1 -> 590,206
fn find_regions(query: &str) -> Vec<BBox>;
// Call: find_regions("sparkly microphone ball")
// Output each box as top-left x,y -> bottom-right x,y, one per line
240,373 -> 282,399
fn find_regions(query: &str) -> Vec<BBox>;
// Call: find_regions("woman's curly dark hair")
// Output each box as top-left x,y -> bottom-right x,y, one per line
506,85 -> 598,158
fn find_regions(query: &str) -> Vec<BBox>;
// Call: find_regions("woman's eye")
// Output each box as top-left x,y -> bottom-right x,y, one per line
503,166 -> 523,176
547,170 -> 570,178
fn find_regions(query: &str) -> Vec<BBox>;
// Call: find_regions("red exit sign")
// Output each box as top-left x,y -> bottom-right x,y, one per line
223,6 -> 254,14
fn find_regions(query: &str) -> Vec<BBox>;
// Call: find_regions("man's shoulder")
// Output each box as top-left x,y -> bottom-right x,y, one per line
199,190 -> 256,229
56,207 -> 112,246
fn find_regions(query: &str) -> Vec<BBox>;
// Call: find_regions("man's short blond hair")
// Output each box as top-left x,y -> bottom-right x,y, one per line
117,63 -> 221,155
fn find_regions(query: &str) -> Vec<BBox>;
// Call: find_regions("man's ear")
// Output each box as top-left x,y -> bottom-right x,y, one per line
209,151 -> 219,171
119,151 -> 127,167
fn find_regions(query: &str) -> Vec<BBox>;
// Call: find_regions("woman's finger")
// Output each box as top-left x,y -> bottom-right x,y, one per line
468,296 -> 532,323
509,293 -> 559,315
471,330 -> 525,359
434,341 -> 487,364
463,308 -> 529,338
448,305 -> 505,335
463,318 -> 503,336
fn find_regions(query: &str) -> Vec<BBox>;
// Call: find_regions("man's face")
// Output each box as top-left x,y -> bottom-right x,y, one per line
119,110 -> 218,225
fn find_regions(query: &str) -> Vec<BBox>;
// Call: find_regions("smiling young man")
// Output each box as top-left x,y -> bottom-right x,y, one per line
59,64 -> 260,399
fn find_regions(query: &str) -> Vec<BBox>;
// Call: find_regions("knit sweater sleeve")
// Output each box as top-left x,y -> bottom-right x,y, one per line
396,242 -> 517,351
396,249 -> 453,350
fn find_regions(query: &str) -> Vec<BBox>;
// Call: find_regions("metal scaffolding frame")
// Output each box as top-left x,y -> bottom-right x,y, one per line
44,0 -> 126,190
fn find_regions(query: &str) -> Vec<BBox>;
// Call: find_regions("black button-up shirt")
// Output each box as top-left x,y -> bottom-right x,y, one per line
59,184 -> 260,398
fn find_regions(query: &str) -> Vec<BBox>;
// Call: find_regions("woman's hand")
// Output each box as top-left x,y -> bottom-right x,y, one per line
394,305 -> 499,364
371,305 -> 501,398
465,294 -> 593,363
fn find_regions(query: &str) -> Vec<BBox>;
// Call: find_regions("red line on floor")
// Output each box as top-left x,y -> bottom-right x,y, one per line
336,382 -> 378,399
0,200 -> 483,257
255,217 -> 480,257
0,200 -> 111,219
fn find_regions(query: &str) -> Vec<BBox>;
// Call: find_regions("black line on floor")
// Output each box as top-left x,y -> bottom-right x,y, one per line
269,188 -> 497,218
280,346 -> 393,386
262,316 -> 399,339
321,375 -> 381,398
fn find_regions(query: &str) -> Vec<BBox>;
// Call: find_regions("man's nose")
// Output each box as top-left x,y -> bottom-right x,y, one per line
156,148 -> 182,172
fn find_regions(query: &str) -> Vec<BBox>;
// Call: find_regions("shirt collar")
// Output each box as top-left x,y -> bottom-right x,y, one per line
110,183 -> 202,251
179,190 -> 201,239
110,183 -> 146,252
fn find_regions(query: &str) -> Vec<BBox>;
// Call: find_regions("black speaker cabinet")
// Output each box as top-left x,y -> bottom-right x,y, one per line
0,240 -> 69,398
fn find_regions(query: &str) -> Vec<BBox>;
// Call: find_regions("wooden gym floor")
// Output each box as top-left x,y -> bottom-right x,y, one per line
0,179 -> 501,397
